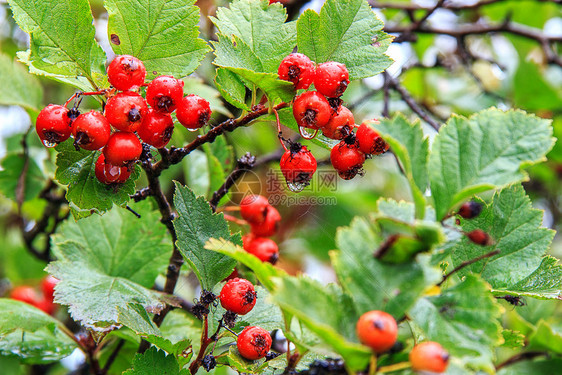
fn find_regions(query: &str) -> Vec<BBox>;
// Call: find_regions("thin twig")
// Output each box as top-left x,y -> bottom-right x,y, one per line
437,249 -> 500,286
495,351 -> 548,370
101,339 -> 125,374
209,153 -> 257,211
370,0 -> 509,11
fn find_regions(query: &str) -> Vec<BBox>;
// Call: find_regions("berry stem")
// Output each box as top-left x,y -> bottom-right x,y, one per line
223,214 -> 248,226
273,108 -> 288,151
376,361 -> 411,373
437,249 -> 500,286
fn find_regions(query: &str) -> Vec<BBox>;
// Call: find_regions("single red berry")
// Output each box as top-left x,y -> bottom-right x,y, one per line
356,120 -> 389,155
95,154 -> 131,184
293,91 -> 331,130
458,201 -> 483,219
10,286 -> 40,306
322,106 -> 355,140
356,310 -> 398,353
145,75 -> 184,113
243,234 -> 279,264
137,109 -> 174,148
103,132 -> 142,166
35,297 -> 56,315
409,342 -> 449,373
107,55 -> 146,91
280,143 -> 317,189
219,278 -> 257,315
36,104 -> 73,147
331,141 -> 365,180
250,206 -> 281,237
41,275 -> 59,301
240,195 -> 271,225
278,53 -> 316,90
104,92 -> 148,133
314,61 -> 349,98
176,94 -> 212,130
237,326 -> 272,360
72,111 -> 111,151
467,229 -> 491,246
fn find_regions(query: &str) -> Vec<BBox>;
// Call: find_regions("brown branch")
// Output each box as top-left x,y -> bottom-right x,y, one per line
437,249 -> 500,286
409,0 -> 445,31
495,351 -> 548,370
209,153 -> 257,211
370,0 -> 509,11
101,339 -> 125,374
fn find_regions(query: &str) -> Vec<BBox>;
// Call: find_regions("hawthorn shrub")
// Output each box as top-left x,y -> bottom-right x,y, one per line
0,0 -> 561,374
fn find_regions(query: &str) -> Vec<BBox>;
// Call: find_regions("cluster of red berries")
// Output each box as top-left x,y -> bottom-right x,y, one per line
35,55 -> 212,185
277,53 -> 389,188
9,275 -> 58,315
238,195 -> 281,264
219,278 -> 272,360
357,310 -> 449,373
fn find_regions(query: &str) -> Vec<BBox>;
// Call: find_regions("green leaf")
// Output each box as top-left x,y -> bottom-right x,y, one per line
429,108 -> 554,220
8,0 -> 106,90
205,238 -> 285,291
373,116 -> 429,218
296,0 -> 392,80
0,53 -> 42,110
105,0 -> 210,78
0,299 -> 77,363
183,78 -> 232,117
173,183 -> 239,290
496,358 -> 562,375
332,215 -> 441,318
54,143 -> 139,218
211,0 -> 296,74
0,153 -> 45,202
408,275 -> 504,372
528,320 -> 562,355
501,330 -> 525,348
123,347 -> 188,375
453,185 -> 558,300
271,276 -> 371,371
46,202 -> 171,331
215,68 -> 249,111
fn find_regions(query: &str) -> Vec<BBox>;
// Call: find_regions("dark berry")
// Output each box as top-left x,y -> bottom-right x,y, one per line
278,53 -> 315,90
202,355 -> 216,372
219,278 -> 257,315
107,55 -> 146,91
137,109 -> 174,148
409,342 -> 449,373
145,75 -> 184,113
356,310 -> 398,353
458,201 -> 483,219
104,91 -> 148,132
330,141 -> 365,180
356,120 -> 389,155
280,144 -> 317,188
322,106 -> 355,140
237,326 -> 272,360
176,94 -> 212,130
314,61 -> 349,98
293,91 -> 331,130
103,132 -> 142,166
467,229 -> 491,246
71,111 -> 111,151
243,234 -> 279,264
36,104 -> 73,147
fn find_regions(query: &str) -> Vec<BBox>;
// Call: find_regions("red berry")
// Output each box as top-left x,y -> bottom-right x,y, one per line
219,278 -> 257,315
314,61 -> 349,98
107,55 -> 146,91
103,132 -> 142,166
145,75 -> 184,113
322,106 -> 355,140
458,201 -> 483,219
36,104 -> 73,147
250,206 -> 281,237
356,121 -> 389,155
41,275 -> 59,301
293,91 -> 331,130
409,342 -> 449,373
72,111 -> 111,151
95,154 -> 131,184
243,234 -> 279,264
237,326 -> 272,360
10,286 -> 40,305
104,92 -> 148,133
280,144 -> 317,188
137,109 -> 174,148
240,195 -> 270,225
278,53 -> 316,90
356,310 -> 398,353
176,94 -> 212,130
467,229 -> 491,246
35,298 -> 56,315
330,141 -> 365,180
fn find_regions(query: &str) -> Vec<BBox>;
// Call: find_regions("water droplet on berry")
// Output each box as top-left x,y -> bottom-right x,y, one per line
104,164 -> 121,182
42,139 -> 57,148
298,126 -> 318,140
186,127 -> 199,132
286,181 -> 307,193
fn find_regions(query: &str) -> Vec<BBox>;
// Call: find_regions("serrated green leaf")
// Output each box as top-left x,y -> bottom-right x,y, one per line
211,0 -> 296,74
408,275 -> 504,372
226,346 -> 267,373
8,0 -> 106,90
54,142 -> 139,218
123,347 -> 188,375
270,276 -> 371,371
223,66 -> 295,105
296,0 -> 392,80
0,53 -> 42,110
0,299 -> 77,363
501,330 -> 525,348
373,116 -> 429,218
453,185 -> 558,300
0,153 -> 45,202
215,68 -> 249,111
205,238 -> 286,291
528,320 -> 562,355
332,215 -> 441,318
173,183 -> 238,290
47,202 -> 171,331
105,0 -> 210,78
429,109 -> 554,220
